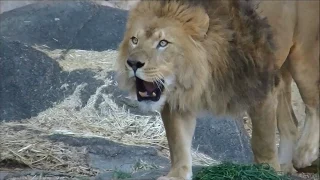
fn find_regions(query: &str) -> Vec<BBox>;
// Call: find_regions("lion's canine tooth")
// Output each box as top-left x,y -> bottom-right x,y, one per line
139,91 -> 148,97
152,92 -> 156,97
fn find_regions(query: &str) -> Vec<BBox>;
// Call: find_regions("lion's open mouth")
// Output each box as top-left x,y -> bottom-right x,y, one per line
136,77 -> 164,102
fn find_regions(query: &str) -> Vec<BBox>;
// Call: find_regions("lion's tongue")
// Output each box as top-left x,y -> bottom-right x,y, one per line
143,81 -> 157,93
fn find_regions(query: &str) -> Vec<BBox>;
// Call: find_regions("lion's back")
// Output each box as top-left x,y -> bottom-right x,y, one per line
256,0 -> 319,67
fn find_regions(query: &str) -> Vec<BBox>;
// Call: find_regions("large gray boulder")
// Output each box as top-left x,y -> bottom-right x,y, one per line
0,1 -> 127,51
0,1 -> 128,121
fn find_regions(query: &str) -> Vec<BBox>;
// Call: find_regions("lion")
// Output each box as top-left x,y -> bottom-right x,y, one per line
115,0 -> 319,179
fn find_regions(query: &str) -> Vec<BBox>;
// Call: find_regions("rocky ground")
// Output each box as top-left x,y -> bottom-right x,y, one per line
0,1 -> 318,180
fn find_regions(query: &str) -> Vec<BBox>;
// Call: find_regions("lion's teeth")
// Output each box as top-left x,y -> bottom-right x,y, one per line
139,91 -> 156,97
139,91 -> 148,97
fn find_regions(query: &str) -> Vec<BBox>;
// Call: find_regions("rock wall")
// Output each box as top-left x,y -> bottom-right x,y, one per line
0,0 -> 139,14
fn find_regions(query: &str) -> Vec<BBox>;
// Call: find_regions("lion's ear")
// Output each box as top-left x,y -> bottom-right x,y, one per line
183,7 -> 209,41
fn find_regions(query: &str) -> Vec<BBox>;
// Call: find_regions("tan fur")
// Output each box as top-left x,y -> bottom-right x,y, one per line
115,0 -> 319,179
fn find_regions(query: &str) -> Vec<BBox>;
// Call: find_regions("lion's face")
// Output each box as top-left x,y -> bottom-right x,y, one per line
116,19 -> 182,111
115,1 -> 210,112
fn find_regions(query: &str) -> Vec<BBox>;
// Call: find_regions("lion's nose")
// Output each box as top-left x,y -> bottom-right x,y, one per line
127,59 -> 145,72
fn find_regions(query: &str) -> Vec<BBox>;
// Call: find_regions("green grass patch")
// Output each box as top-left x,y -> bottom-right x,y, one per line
193,162 -> 290,180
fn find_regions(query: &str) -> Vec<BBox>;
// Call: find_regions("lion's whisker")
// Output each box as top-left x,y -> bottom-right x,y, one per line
155,74 -> 167,89
153,77 -> 162,90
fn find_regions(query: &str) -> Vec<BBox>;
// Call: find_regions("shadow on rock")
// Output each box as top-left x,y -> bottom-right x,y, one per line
0,38 -> 104,121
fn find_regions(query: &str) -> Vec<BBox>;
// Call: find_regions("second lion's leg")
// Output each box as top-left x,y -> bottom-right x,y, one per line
157,104 -> 196,180
288,41 -> 320,169
249,92 -> 280,171
277,63 -> 298,173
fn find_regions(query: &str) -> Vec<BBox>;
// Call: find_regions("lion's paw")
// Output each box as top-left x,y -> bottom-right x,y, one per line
293,142 -> 319,168
280,163 -> 297,174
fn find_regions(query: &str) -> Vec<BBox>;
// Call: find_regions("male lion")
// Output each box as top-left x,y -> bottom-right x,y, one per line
115,0 -> 319,179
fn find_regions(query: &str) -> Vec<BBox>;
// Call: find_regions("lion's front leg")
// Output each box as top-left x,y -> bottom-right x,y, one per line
157,104 -> 196,180
248,93 -> 281,171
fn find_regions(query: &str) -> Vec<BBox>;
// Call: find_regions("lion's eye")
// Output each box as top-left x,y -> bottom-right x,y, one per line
158,40 -> 169,48
131,36 -> 138,45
